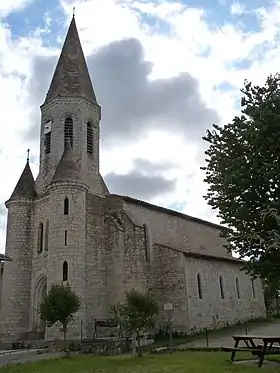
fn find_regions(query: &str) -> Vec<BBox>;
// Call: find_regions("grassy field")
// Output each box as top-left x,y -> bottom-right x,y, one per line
1,351 -> 280,373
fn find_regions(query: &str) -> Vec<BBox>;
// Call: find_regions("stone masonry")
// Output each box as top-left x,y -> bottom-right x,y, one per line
0,16 -> 266,342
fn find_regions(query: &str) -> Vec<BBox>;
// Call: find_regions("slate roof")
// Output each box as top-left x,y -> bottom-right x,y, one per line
52,141 -> 81,183
9,161 -> 36,200
44,16 -> 97,104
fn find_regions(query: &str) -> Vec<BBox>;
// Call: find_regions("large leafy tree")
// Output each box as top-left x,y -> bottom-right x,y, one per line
202,73 -> 280,280
40,283 -> 81,353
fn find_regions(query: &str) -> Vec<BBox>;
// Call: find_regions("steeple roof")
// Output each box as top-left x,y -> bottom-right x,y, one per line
10,161 -> 36,200
44,16 -> 97,104
52,141 -> 82,183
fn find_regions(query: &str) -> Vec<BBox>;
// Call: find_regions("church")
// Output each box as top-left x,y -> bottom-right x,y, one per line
0,16 -> 266,342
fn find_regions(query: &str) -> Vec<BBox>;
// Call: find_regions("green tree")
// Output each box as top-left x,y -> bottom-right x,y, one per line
264,275 -> 280,315
201,73 -> 280,280
40,283 -> 81,353
111,289 -> 158,356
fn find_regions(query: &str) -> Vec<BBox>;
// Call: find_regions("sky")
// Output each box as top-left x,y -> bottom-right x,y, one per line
0,0 -> 280,252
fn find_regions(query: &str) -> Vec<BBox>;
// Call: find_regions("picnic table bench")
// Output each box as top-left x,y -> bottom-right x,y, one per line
222,334 -> 280,368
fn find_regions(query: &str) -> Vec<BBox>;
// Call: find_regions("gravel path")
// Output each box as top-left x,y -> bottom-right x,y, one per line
2,320 -> 280,366
0,349 -> 65,367
183,319 -> 280,348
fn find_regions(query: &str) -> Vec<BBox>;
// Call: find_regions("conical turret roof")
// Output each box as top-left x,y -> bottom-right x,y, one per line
44,16 -> 97,104
10,161 -> 36,200
52,140 -> 82,183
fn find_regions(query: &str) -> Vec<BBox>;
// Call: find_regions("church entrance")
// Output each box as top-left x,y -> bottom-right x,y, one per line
32,276 -> 47,339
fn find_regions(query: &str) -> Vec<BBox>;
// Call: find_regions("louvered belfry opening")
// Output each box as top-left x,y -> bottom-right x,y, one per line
45,132 -> 51,154
87,122 -> 93,154
64,117 -> 73,149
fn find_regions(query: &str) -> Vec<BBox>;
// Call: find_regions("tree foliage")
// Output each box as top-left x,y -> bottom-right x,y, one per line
40,283 -> 80,351
111,289 -> 159,356
202,73 -> 280,280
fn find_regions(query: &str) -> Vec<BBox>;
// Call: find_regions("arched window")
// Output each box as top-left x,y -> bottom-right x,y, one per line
64,197 -> 69,215
63,261 -> 68,281
87,122 -> 93,154
64,117 -> 73,148
37,222 -> 44,253
197,273 -> 202,299
251,279 -> 256,299
236,277 -> 240,299
219,275 -> 225,299
44,220 -> 49,252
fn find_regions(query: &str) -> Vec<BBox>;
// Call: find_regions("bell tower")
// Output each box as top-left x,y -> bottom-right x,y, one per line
35,15 -> 105,196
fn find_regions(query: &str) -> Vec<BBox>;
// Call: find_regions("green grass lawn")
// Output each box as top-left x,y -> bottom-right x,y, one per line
1,351 -> 280,373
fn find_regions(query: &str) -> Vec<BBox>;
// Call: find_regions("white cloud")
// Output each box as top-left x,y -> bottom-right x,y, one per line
230,2 -> 245,15
2,0 -> 280,252
0,0 -> 34,17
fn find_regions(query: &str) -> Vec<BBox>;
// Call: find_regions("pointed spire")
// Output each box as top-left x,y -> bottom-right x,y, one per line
44,16 -> 97,104
9,160 -> 36,200
52,142 -> 81,183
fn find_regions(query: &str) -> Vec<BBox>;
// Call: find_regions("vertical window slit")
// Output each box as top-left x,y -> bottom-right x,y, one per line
44,220 -> 49,252
252,279 -> 256,299
236,277 -> 240,299
197,273 -> 202,299
37,223 -> 44,253
219,275 -> 225,299
64,197 -> 69,215
63,261 -> 68,281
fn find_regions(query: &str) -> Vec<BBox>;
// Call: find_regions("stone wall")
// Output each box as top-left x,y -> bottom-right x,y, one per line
104,212 -> 126,309
151,245 -> 188,331
85,193 -> 107,338
122,197 -> 232,258
29,194 -> 49,334
120,197 -> 266,333
0,199 -> 33,339
0,264 -> 3,308
103,207 -> 149,310
184,255 -> 266,331
122,216 -> 148,294
46,181 -> 88,340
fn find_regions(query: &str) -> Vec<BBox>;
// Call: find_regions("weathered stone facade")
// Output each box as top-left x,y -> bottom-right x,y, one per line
0,16 -> 266,342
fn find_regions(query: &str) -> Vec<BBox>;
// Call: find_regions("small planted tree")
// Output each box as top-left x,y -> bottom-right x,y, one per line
112,289 -> 159,356
111,303 -> 126,339
40,283 -> 81,354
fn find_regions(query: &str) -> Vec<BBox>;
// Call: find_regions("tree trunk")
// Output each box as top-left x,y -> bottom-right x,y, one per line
63,325 -> 69,356
136,333 -> 142,357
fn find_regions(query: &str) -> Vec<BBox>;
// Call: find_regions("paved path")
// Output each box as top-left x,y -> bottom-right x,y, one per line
0,349 -> 65,367
183,319 -> 280,348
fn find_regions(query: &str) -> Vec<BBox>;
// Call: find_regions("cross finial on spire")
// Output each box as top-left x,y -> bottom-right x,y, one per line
73,6 -> 75,17
27,149 -> 30,163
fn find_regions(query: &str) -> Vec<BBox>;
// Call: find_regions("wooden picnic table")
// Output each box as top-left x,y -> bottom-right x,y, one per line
222,334 -> 280,368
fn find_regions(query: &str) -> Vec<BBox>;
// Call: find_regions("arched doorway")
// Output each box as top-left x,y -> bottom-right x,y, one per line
33,276 -> 47,339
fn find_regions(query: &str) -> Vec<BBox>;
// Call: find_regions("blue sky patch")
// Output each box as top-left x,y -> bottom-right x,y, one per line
4,0 -> 65,46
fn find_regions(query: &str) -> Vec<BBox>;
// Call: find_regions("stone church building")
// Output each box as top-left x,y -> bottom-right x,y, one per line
0,16 -> 266,341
